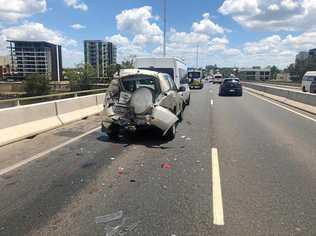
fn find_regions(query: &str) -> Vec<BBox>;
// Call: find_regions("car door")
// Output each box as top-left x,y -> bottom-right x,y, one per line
166,75 -> 183,115
158,74 -> 178,114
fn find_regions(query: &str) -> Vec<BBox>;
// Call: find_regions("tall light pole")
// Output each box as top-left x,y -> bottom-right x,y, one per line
196,44 -> 199,68
163,0 -> 166,57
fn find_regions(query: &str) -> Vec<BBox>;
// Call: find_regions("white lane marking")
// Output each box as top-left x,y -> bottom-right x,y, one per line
211,99 -> 214,106
0,126 -> 101,176
245,90 -> 316,123
212,147 -> 224,225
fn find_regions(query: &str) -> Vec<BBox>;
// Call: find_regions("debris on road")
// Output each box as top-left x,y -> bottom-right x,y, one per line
118,167 -> 124,175
110,157 -> 116,160
95,210 -> 123,224
162,185 -> 168,190
130,179 -> 136,183
186,137 -> 192,141
181,135 -> 186,139
196,160 -> 201,164
161,163 -> 172,169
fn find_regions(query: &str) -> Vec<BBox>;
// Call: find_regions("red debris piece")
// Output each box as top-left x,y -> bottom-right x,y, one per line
118,167 -> 124,175
161,163 -> 172,169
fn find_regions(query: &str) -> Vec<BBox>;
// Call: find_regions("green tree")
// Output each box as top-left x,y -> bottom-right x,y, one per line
270,65 -> 280,80
67,64 -> 97,91
105,64 -> 119,81
24,74 -> 50,96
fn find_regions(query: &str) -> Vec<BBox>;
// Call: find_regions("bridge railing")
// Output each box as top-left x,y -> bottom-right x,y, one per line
0,87 -> 108,108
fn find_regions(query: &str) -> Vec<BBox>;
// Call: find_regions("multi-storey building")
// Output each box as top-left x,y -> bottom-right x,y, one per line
84,40 -> 117,78
7,40 -> 63,81
239,67 -> 271,81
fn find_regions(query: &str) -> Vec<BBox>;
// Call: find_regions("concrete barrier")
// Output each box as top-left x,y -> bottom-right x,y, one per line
0,101 -> 62,146
242,82 -> 316,107
0,93 -> 105,147
56,94 -> 101,124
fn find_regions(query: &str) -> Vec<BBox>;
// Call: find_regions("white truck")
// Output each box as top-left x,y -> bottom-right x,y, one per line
134,57 -> 187,89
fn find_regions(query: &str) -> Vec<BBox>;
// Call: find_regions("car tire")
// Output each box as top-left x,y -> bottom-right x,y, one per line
238,91 -> 243,96
164,123 -> 176,141
108,124 -> 120,139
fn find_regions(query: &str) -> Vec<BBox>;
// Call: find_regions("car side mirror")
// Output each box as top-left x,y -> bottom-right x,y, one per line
178,86 -> 186,92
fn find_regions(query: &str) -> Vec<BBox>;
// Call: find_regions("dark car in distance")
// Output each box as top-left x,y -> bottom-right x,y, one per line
219,78 -> 242,96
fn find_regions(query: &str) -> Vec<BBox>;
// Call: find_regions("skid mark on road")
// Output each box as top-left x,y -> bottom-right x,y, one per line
212,147 -> 224,225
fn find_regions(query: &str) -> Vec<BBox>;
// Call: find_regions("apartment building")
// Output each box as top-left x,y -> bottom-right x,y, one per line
84,40 -> 117,78
239,67 -> 271,81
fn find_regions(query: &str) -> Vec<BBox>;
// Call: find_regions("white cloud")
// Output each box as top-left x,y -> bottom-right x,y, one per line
192,13 -> 225,35
0,22 -> 81,68
218,0 -> 316,31
0,0 -> 47,21
268,4 -> 280,11
106,34 -> 130,46
70,24 -> 86,30
219,0 -> 261,16
241,31 -> 316,67
281,0 -> 299,10
64,0 -> 88,11
0,22 -> 76,46
116,6 -> 162,45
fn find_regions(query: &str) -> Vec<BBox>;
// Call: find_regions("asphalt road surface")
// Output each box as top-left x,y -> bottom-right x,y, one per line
0,83 -> 315,236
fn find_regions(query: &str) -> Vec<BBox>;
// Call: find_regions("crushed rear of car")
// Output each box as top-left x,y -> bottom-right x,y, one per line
101,69 -> 183,140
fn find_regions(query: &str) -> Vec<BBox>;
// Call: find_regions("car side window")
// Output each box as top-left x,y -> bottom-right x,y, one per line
166,75 -> 177,90
160,76 -> 171,92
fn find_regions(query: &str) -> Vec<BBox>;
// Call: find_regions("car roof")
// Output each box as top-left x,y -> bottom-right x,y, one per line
118,69 -> 160,78
305,71 -> 316,76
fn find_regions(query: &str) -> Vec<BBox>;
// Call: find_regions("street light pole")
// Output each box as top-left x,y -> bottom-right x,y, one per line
163,0 -> 166,57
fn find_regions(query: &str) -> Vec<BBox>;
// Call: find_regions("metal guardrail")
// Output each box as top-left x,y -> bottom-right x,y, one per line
0,87 -> 108,108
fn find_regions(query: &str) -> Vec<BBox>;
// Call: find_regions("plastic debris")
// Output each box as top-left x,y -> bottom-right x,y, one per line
110,157 -> 116,160
118,167 -> 124,175
196,160 -> 201,164
161,163 -> 172,169
162,185 -> 168,190
181,135 -> 186,139
96,210 -> 123,224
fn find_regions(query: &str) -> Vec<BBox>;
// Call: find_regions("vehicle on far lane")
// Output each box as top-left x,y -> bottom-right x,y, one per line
219,78 -> 243,96
301,71 -> 316,93
179,76 -> 191,105
213,73 -> 223,84
188,70 -> 204,89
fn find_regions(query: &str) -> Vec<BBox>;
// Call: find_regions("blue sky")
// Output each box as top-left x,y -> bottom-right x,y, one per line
0,0 -> 316,68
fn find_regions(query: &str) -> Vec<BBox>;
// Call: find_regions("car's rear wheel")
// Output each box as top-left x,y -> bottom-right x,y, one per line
108,124 -> 120,139
164,123 -> 176,141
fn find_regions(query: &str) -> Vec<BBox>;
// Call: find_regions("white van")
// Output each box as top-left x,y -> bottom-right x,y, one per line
213,73 -> 223,84
301,71 -> 316,93
134,57 -> 187,89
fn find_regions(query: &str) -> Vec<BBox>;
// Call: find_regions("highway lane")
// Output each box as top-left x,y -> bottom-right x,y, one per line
0,83 -> 315,235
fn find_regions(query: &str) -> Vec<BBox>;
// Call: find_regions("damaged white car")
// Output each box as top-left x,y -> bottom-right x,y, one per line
101,69 -> 186,140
